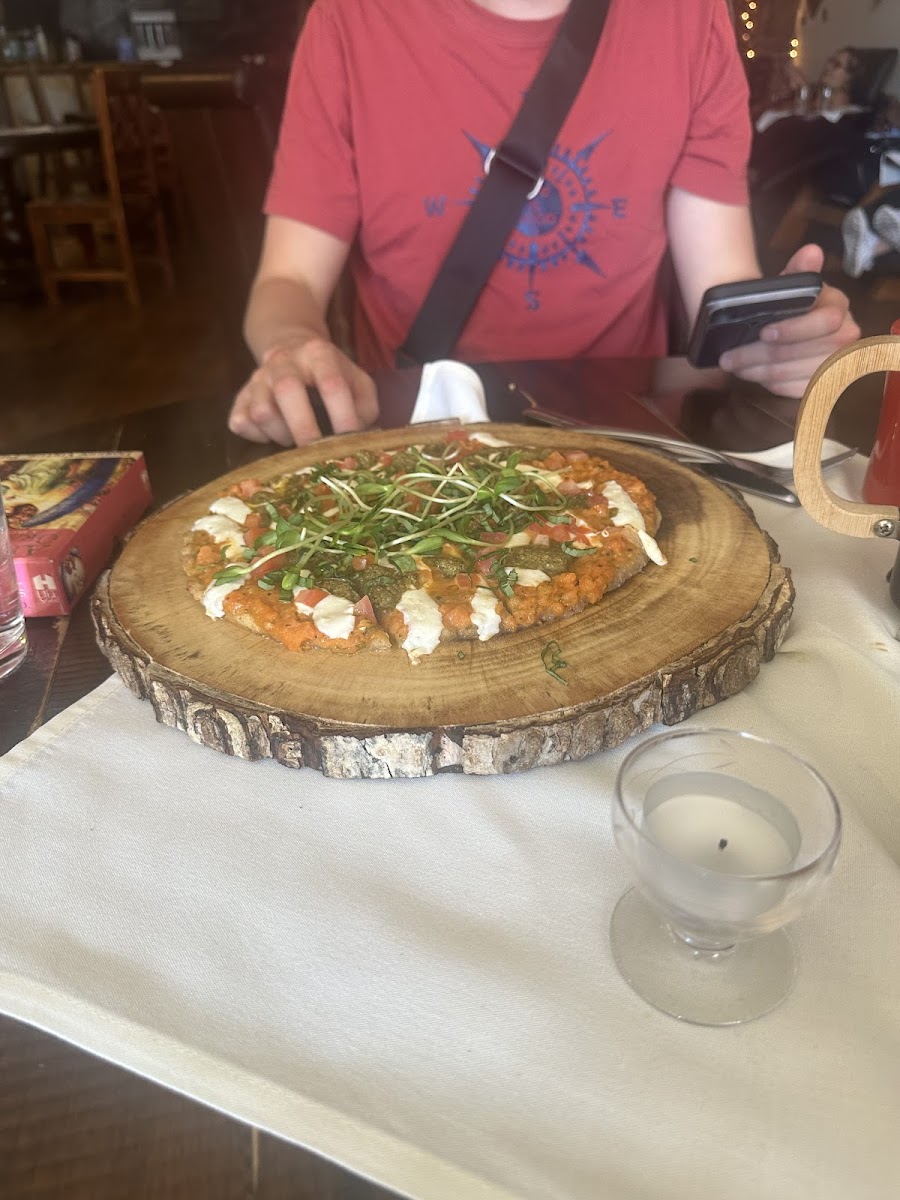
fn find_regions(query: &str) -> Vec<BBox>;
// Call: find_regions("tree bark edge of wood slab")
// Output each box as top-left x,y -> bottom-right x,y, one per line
91,561 -> 794,780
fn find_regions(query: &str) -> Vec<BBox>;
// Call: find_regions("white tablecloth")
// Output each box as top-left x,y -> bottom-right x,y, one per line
1,460 -> 899,1200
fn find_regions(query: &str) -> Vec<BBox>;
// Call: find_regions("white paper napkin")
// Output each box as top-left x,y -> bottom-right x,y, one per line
727,438 -> 851,470
409,360 -> 489,424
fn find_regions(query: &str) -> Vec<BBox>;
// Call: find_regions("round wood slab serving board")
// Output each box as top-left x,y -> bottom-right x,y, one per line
92,423 -> 794,778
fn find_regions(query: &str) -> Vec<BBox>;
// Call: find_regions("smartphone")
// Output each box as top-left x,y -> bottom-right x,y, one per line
687,273 -> 822,369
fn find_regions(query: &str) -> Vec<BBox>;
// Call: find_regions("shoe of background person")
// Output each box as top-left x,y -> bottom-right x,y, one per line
872,204 -> 900,253
841,207 -> 882,278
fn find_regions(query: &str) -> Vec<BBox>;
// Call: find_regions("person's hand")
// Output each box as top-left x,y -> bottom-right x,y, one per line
228,335 -> 379,446
719,244 -> 860,399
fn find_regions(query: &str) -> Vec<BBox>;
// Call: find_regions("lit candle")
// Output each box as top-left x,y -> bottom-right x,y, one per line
642,772 -> 801,927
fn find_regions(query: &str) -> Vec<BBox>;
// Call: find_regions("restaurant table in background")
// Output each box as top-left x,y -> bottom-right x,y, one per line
0,120 -> 100,296
0,357 -> 895,1200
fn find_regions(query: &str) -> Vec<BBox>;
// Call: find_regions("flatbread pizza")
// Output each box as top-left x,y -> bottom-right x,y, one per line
182,430 -> 666,664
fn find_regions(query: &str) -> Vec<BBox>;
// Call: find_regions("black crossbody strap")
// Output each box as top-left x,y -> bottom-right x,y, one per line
398,0 -> 612,366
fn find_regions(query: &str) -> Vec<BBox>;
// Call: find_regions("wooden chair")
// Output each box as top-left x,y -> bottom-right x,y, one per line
26,67 -> 175,307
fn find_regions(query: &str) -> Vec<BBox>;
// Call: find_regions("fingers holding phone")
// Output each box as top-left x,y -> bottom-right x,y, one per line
689,259 -> 861,398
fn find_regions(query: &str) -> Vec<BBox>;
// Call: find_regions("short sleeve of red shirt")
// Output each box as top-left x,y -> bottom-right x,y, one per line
265,4 -> 359,242
670,0 -> 751,206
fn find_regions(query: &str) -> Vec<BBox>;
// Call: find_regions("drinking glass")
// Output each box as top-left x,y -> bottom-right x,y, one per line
0,491 -> 28,680
610,728 -> 841,1026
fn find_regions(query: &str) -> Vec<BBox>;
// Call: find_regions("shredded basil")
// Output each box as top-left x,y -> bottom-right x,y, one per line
541,641 -> 569,684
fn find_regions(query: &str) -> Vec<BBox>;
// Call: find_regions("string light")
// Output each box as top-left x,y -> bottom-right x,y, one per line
733,2 -> 799,74
737,0 -> 756,61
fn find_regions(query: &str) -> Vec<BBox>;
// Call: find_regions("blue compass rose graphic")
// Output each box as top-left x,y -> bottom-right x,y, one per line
462,131 -> 624,311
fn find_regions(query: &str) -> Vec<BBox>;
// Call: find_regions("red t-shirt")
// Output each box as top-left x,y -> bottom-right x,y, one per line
266,0 -> 750,371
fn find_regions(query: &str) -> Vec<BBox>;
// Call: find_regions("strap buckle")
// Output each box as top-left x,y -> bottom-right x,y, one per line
483,148 -> 544,202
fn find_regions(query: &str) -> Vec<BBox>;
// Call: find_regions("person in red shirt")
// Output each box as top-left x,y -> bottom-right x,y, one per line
229,0 -> 859,447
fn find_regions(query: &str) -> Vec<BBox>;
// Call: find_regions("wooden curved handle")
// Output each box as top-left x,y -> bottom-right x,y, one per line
794,336 -> 900,539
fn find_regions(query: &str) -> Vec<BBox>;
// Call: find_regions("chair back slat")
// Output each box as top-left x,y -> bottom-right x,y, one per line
90,68 -> 161,208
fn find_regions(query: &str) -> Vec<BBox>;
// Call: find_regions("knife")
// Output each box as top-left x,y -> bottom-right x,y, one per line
694,461 -> 799,506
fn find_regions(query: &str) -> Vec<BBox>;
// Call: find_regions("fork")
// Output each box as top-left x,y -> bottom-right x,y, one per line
523,413 -> 857,483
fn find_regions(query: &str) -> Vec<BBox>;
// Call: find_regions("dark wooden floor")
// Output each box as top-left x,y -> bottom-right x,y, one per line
0,232 -> 896,1200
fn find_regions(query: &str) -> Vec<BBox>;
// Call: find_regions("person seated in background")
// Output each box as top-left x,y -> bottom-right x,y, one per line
229,0 -> 859,448
841,184 -> 900,277
749,48 -> 871,194
755,47 -> 864,131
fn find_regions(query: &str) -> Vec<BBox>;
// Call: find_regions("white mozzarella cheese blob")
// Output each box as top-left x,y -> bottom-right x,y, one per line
202,578 -> 244,619
513,568 -> 551,587
505,531 -> 532,547
209,495 -> 251,524
311,594 -> 356,640
601,482 -> 667,566
192,514 -> 245,559
470,587 -> 501,641
398,587 -> 443,663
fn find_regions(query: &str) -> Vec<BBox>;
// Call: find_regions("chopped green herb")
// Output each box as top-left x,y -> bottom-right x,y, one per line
211,564 -> 249,585
541,640 -> 569,685
689,556 -> 699,564
493,565 -> 519,597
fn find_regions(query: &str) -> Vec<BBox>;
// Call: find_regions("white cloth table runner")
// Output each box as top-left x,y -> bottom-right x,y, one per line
1,459 -> 899,1200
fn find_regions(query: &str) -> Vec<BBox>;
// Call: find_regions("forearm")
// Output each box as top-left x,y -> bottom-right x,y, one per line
243,275 -> 332,365
666,189 -> 761,325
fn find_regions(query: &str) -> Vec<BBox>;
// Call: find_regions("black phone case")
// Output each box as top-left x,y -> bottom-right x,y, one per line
687,274 -> 822,368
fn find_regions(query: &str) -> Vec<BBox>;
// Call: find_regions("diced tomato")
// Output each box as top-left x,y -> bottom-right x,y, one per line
446,429 -> 472,443
227,478 -> 260,499
353,595 -> 376,622
294,587 -> 329,607
558,480 -> 584,495
336,456 -> 358,470
251,551 -> 293,581
475,556 -> 496,574
564,450 -> 589,463
526,521 -> 575,542
544,451 -> 566,470
480,530 -> 508,544
243,513 -> 268,547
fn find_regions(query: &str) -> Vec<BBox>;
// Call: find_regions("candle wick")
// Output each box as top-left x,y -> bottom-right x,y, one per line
718,838 -> 728,851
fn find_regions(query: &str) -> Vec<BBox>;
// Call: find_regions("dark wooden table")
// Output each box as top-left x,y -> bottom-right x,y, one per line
0,356 -> 882,1198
